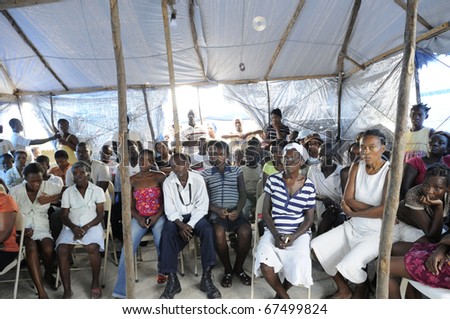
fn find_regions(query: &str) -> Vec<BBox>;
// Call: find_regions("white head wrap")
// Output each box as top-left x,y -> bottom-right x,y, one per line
282,142 -> 309,161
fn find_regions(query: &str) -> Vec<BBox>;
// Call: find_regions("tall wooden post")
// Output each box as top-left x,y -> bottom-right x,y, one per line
162,0 -> 181,152
143,86 -> 156,143
110,0 -> 135,298
376,0 -> 418,299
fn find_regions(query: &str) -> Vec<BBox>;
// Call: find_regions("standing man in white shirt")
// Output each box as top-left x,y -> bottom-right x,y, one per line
180,110 -> 207,158
159,153 -> 221,299
8,118 -> 58,162
65,142 -> 110,192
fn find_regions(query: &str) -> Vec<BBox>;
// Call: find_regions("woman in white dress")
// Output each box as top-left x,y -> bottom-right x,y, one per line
311,129 -> 390,299
56,161 -> 105,299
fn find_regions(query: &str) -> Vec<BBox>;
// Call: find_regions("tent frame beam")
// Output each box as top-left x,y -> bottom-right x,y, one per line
394,0 -> 433,30
0,0 -> 59,10
337,0 -> 361,141
264,0 -> 305,80
0,62 -> 16,92
189,0 -> 207,82
15,74 -> 338,97
1,10 -> 68,91
346,21 -> 450,78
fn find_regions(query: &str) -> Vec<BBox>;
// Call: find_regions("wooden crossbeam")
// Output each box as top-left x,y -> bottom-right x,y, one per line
394,0 -> 433,30
264,0 -> 306,80
345,21 -> 450,78
189,0 -> 207,82
0,0 -> 58,10
2,10 -> 68,91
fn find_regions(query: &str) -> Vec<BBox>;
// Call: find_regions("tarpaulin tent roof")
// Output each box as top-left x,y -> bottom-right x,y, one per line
0,0 -> 449,95
0,0 -> 449,150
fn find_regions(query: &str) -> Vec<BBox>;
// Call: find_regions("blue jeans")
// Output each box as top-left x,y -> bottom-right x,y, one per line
112,215 -> 166,298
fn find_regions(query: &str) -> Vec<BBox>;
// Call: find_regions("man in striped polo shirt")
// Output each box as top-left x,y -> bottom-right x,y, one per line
201,140 -> 252,288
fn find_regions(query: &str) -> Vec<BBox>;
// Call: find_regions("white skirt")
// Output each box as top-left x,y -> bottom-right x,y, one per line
253,231 -> 313,288
55,224 -> 104,252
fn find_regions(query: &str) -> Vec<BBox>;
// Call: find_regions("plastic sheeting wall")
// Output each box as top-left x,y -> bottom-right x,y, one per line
0,53 -> 416,158
15,88 -> 168,155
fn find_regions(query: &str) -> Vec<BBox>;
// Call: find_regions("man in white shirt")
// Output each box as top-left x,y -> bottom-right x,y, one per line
180,110 -> 207,157
65,142 -> 110,192
9,118 -> 58,163
159,153 -> 221,299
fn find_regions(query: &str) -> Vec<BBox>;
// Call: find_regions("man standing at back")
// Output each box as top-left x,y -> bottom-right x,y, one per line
180,110 -> 207,158
159,153 -> 221,299
65,142 -> 110,192
9,118 -> 58,159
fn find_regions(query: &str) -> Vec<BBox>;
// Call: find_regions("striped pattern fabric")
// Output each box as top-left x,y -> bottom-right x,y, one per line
265,172 -> 316,234
201,166 -> 242,209
265,123 -> 290,140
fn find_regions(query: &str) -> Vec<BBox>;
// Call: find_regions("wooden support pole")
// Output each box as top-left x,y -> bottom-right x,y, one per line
143,87 -> 156,143
337,0 -> 361,141
162,0 -> 181,152
394,0 -> 433,30
265,80 -> 271,124
49,93 -> 56,132
189,0 -> 207,82
376,0 -> 418,299
0,0 -> 59,10
110,0 -> 135,298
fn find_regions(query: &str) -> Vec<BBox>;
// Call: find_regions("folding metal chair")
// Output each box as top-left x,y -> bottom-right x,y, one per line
0,212 -> 26,299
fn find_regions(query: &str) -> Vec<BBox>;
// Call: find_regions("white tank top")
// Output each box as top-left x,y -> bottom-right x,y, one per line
355,160 -> 390,207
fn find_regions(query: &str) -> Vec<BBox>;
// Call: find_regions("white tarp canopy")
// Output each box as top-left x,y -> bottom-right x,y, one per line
0,0 -> 450,151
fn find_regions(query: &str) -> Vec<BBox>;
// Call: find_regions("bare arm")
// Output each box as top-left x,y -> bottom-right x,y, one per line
342,162 -> 373,211
0,211 -> 16,243
400,163 -> 418,200
412,197 -> 444,242
66,134 -> 79,151
29,134 -> 57,146
96,181 -> 109,193
342,162 -> 389,219
262,191 -> 276,237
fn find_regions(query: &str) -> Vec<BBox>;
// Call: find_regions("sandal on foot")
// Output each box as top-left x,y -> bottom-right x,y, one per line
221,273 -> 233,288
90,287 -> 102,299
236,272 -> 251,286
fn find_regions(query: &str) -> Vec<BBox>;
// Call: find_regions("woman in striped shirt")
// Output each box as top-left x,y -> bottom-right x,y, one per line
253,143 -> 315,299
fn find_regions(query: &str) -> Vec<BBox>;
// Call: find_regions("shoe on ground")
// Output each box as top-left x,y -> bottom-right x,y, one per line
200,267 -> 222,299
160,273 -> 181,299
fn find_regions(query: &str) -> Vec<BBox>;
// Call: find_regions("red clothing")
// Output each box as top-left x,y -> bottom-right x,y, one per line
405,242 -> 450,289
406,155 -> 450,186
0,193 -> 19,252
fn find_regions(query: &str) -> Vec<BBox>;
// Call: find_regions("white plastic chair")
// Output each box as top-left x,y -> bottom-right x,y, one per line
408,280 -> 450,299
0,212 -> 26,299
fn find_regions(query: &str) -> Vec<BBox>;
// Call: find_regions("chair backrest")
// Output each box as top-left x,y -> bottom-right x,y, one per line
256,179 -> 263,198
104,181 -> 114,214
0,212 -> 26,298
15,210 -> 24,232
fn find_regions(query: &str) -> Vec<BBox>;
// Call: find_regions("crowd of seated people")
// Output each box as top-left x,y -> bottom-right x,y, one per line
1,104 -> 449,300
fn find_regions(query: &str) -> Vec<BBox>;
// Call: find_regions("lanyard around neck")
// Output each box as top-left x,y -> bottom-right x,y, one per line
177,183 -> 192,206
